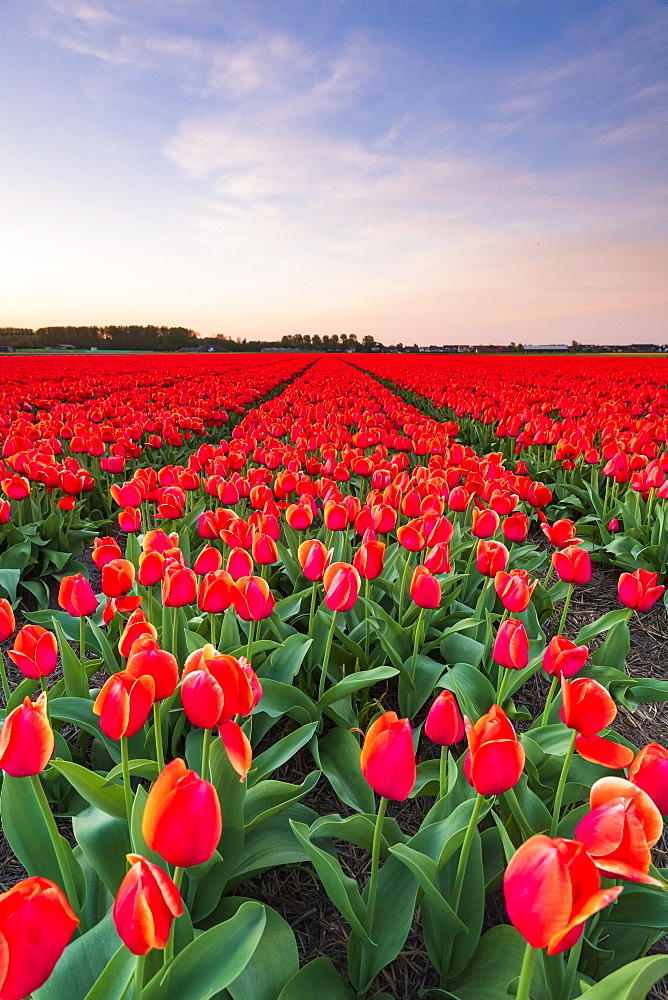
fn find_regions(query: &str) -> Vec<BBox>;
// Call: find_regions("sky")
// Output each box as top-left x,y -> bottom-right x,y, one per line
1,0 -> 666,346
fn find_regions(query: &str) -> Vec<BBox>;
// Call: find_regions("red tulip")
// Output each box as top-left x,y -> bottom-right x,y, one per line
409,565 -> 441,609
58,573 -> 98,617
360,711 -> 416,801
7,624 -> 58,679
142,758 -> 222,868
162,564 -> 197,607
0,598 -> 14,644
494,569 -> 535,612
471,507 -> 499,539
618,569 -> 665,612
118,507 -> 142,532
232,575 -> 275,621
424,541 -> 451,574
464,705 -> 524,795
493,617 -> 529,670
0,876 -> 79,1000
137,549 -> 165,586
575,777 -> 663,885
101,558 -> 135,599
92,536 -> 122,569
503,835 -> 622,955
560,676 -> 616,737
397,521 -> 426,552
126,639 -> 178,701
113,854 -> 183,954
476,539 -> 509,577
198,570 -> 235,613
542,636 -> 588,679
424,690 -> 464,745
353,538 -> 385,580
192,545 -> 223,575
322,562 -> 360,612
298,539 -> 331,581
251,532 -> 279,565
0,693 -> 54,776
540,517 -> 582,548
552,545 -> 591,585
502,512 -> 529,543
226,547 -> 254,581
118,608 -> 157,657
93,671 -> 155,740
1,475 -> 30,501
628,743 -> 668,814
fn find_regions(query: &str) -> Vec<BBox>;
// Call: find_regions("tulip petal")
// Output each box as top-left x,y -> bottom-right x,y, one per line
547,886 -> 623,955
504,836 -> 572,949
575,735 -> 634,769
217,720 -> 252,781
469,738 -> 524,795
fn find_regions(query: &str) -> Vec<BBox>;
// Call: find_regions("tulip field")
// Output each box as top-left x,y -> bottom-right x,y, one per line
0,350 -> 667,1000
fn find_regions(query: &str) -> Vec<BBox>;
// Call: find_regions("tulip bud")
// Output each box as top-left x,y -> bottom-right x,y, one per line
113,854 -> 183,954
0,877 -> 79,998
424,690 -> 464,745
494,569 -> 535,613
323,562 -> 360,612
142,759 -> 222,868
493,617 -> 529,670
360,712 -> 416,801
58,573 -> 98,617
0,693 -> 54,776
464,705 -> 524,795
93,671 -> 155,740
618,568 -> 665,612
7,624 -> 58,679
409,565 -> 441,609
552,545 -> 591,585
542,636 -> 588,679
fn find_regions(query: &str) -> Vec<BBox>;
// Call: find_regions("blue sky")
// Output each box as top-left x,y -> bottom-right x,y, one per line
1,0 -> 666,344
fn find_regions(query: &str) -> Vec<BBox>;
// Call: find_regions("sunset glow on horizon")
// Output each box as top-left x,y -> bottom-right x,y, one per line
1,0 -> 666,346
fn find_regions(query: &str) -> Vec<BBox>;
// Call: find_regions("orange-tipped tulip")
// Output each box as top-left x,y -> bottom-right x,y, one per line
142,759 -> 222,868
113,854 -> 183,954
0,876 -> 78,1000
360,711 -> 416,801
192,545 -> 223,576
7,624 -> 58,679
126,640 -> 178,701
464,705 -> 524,795
575,776 -> 664,885
93,671 -> 155,740
198,570 -> 235,613
118,608 -> 157,657
0,693 -> 54,776
101,558 -> 136,599
232,575 -> 275,621
503,835 -> 622,955
162,564 -> 197,607
298,539 -> 331,582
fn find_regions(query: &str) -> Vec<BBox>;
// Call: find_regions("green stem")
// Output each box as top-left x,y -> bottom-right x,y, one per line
543,560 -> 554,589
246,619 -> 255,663
0,650 -> 10,705
410,608 -> 425,679
357,796 -> 388,998
318,611 -> 338,702
29,774 -> 87,931
397,555 -> 412,622
201,727 -> 212,781
171,607 -> 179,662
557,584 -> 574,637
550,729 -> 577,836
163,866 -> 184,963
516,942 -> 538,1000
504,786 -> 533,840
120,735 -> 133,826
209,612 -> 217,648
363,578 -> 370,663
79,615 -> 86,672
438,747 -> 449,800
153,702 -> 164,770
450,792 -> 484,913
496,665 -> 510,706
541,675 -> 560,727
134,954 -> 145,1000
559,930 -> 585,1000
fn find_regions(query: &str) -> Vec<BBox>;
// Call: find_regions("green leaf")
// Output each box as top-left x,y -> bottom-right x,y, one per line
445,925 -> 528,1000
310,813 -> 407,853
440,631 -> 485,669
141,901 -> 266,1000
53,617 -> 89,699
260,632 -> 311,682
6,675 -> 39,710
277,957 -> 355,1000
571,955 -> 668,1000
317,665 -> 398,709
255,678 -> 319,727
73,805 -> 132,895
288,819 -> 373,946
87,618 -> 122,675
80,947 -> 135,1000
399,653 -> 447,718
438,662 -> 496,719
575,609 -> 632,645
0,567 -> 21,601
244,771 -> 320,832
317,727 -> 375,814
389,844 -> 467,933
208,899 -> 298,1000
50,697 -> 122,763
230,804 -> 316,886
50,760 -> 127,820
249,722 -> 318,785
